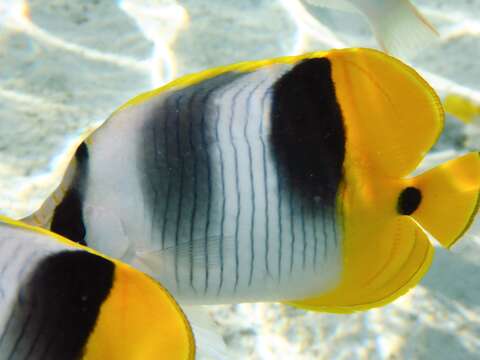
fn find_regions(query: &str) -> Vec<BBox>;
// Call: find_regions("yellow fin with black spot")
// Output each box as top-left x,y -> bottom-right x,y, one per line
286,49 -> 480,313
289,151 -> 480,313
408,152 -> 480,248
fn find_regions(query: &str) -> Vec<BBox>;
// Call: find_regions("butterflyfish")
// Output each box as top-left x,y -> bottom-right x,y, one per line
24,48 -> 480,313
0,216 -> 194,359
304,0 -> 438,58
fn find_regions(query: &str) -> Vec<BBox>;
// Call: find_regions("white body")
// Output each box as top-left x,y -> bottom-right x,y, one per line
82,63 -> 343,304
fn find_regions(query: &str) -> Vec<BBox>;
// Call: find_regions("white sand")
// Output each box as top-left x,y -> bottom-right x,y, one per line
0,0 -> 479,359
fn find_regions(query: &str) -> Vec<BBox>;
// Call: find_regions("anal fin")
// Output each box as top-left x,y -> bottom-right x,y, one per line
286,216 -> 434,313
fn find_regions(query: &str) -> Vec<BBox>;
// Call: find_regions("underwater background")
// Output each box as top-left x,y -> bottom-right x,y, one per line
0,0 -> 479,359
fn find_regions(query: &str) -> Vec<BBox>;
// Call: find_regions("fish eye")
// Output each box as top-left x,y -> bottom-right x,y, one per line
397,187 -> 422,215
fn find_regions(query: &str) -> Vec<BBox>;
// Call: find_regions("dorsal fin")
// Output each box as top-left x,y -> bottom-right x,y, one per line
328,48 -> 444,178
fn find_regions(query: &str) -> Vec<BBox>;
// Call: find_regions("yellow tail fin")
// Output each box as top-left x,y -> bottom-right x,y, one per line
409,152 -> 480,248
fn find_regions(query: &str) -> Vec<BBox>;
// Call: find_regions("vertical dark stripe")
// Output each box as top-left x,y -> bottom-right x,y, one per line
0,245 -> 22,302
39,330 -> 56,360
50,188 -> 86,246
161,95 -> 174,250
200,89 -> 216,295
331,206 -> 338,248
269,57 -> 346,272
260,89 -> 272,278
0,308 -> 15,348
141,72 -> 246,297
270,57 -> 345,206
30,295 -> 54,358
246,79 -> 267,287
7,311 -> 32,360
230,87 -> 244,292
276,163 -> 283,281
50,142 -> 89,246
151,105 -> 163,249
174,95 -> 185,287
187,84 -> 216,293
188,90 -> 199,293
322,203 -> 329,261
288,184 -> 295,274
23,310 -> 47,359
17,251 -> 46,280
0,244 -> 21,278
214,81 -> 251,294
312,200 -> 318,270
21,263 -> 53,358
301,200 -> 307,270
215,93 -> 227,296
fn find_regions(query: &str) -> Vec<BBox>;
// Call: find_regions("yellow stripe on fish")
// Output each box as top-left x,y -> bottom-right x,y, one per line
24,48 -> 480,312
0,216 -> 194,359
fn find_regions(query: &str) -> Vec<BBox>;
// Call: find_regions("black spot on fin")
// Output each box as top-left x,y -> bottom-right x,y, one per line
397,187 -> 422,215
12,251 -> 114,359
51,142 -> 89,245
271,57 -> 346,205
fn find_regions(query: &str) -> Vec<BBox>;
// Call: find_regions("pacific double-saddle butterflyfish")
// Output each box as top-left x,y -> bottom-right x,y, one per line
24,48 -> 480,313
0,216 -> 194,359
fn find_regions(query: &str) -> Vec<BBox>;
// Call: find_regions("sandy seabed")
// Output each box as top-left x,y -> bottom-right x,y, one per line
0,1 -> 479,359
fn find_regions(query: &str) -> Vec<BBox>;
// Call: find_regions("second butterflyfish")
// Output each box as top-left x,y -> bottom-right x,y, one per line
0,216 -> 194,359
24,48 -> 480,313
